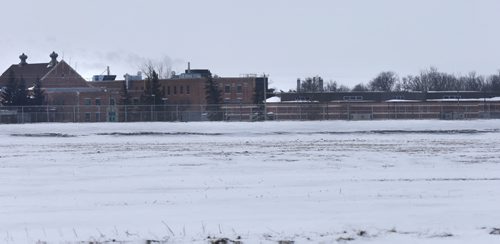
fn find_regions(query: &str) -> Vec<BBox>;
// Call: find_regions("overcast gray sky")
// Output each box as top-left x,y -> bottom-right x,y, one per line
1,0 -> 499,90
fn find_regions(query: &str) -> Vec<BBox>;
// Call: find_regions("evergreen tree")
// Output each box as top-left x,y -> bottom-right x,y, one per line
31,77 -> 45,105
120,80 -> 131,105
14,76 -> 29,106
141,70 -> 164,105
205,74 -> 223,121
1,70 -> 16,106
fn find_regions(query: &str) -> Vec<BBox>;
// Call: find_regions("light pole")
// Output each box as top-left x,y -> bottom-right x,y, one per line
162,97 -> 168,121
151,94 -> 156,121
76,91 -> 80,122
263,74 -> 267,121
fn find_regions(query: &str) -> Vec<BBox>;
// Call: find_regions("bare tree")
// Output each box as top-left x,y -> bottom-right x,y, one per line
337,85 -> 351,92
299,77 -> 323,92
369,71 -> 398,91
485,70 -> 500,92
459,72 -> 485,91
324,80 -> 338,92
139,56 -> 173,79
401,75 -> 424,92
401,67 -> 458,92
352,83 -> 369,92
420,67 -> 458,91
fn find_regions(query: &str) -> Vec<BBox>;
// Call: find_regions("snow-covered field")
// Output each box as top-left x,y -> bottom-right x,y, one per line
1,120 -> 500,243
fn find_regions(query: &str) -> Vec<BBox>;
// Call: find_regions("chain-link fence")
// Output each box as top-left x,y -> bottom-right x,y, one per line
1,101 -> 500,123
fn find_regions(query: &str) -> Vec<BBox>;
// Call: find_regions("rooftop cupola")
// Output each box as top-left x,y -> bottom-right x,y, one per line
19,53 -> 28,66
47,51 -> 59,68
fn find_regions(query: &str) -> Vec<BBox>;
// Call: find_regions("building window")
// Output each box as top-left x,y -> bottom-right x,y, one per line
84,98 -> 91,106
133,98 -> 139,105
180,85 -> 184,94
237,84 -> 242,93
167,86 -> 170,95
225,84 -> 231,93
343,96 -> 363,101
224,98 -> 230,103
174,86 -> 177,95
95,98 -> 101,106
186,85 -> 190,95
95,113 -> 100,122
85,113 -> 91,122
110,98 -> 115,106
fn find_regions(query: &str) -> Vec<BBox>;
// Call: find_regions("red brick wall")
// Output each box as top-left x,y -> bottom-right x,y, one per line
42,61 -> 90,88
87,76 -> 261,106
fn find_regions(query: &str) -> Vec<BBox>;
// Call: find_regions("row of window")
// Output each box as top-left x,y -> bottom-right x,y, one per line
223,98 -> 244,104
343,96 -> 363,101
224,84 -> 243,94
83,98 -> 116,106
164,83 -> 245,96
166,85 -> 190,95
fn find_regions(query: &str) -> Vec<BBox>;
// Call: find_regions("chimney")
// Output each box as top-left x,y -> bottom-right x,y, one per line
187,62 -> 191,73
47,51 -> 59,68
318,77 -> 324,92
124,73 -> 130,90
297,78 -> 301,92
107,66 -> 110,75
19,53 -> 28,66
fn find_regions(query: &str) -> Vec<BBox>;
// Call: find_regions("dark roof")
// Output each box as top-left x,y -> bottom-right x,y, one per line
185,69 -> 212,77
0,63 -> 52,86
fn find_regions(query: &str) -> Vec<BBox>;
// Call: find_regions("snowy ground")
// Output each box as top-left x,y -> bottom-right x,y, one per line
1,120 -> 500,243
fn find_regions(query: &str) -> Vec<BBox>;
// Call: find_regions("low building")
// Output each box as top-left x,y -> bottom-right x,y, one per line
280,91 -> 500,102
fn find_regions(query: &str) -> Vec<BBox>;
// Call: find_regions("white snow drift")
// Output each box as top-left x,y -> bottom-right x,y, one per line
0,120 -> 499,243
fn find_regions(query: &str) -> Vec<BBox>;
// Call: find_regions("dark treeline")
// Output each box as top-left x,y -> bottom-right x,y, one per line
0,70 -> 44,106
296,67 -> 500,93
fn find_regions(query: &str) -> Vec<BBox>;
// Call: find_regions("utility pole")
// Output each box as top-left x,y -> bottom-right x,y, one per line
263,74 -> 267,121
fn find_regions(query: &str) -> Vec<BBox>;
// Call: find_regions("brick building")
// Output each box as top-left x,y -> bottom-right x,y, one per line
1,52 -> 268,122
89,68 -> 268,121
91,68 -> 268,106
0,52 -> 121,122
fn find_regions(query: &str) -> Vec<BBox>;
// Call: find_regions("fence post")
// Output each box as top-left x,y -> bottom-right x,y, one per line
347,103 -> 350,120
299,104 -> 302,121
176,105 -> 179,121
123,105 -> 126,122
326,104 -> 329,120
239,104 -> 242,121
322,105 -> 325,120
